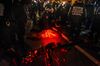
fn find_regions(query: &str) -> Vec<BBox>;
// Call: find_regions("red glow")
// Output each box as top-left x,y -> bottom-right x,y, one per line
61,48 -> 68,53
41,29 -> 58,38
40,29 -> 61,46
34,50 -> 38,54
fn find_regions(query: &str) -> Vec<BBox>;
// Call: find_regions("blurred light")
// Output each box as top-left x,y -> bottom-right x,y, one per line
34,50 -> 38,54
41,29 -> 58,38
61,33 -> 70,42
40,29 -> 61,46
62,1 -> 66,6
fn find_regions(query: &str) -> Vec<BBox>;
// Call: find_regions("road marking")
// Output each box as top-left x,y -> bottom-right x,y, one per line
61,33 -> 70,42
52,27 -> 70,42
74,45 -> 100,65
52,27 -> 100,65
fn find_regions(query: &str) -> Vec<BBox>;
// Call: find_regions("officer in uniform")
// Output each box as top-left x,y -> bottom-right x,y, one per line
0,1 -> 4,61
0,0 -> 16,48
68,0 -> 86,39
92,1 -> 100,44
0,0 -> 16,65
43,0 -> 55,28
12,0 -> 28,55
85,0 -> 95,29
4,0 -> 13,19
0,0 -> 5,45
60,1 -> 71,26
50,0 -> 61,27
31,0 -> 38,25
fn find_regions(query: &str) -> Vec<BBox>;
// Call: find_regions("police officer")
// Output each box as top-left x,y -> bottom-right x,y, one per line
60,1 -> 71,26
31,0 -> 38,25
51,1 -> 61,26
43,0 -> 55,28
85,0 -> 95,29
0,0 -> 5,43
0,0 -> 15,48
92,1 -> 100,44
0,0 -> 16,64
12,0 -> 28,54
68,0 -> 86,39
4,0 -> 13,19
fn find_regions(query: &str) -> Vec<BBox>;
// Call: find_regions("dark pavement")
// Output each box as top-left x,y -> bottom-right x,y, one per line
22,26 -> 99,66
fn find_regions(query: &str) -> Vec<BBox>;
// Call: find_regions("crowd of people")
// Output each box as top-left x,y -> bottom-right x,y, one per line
30,0 -> 100,44
0,0 -> 100,65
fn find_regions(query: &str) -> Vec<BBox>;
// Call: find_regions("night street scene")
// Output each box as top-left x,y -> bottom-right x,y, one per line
0,0 -> 100,66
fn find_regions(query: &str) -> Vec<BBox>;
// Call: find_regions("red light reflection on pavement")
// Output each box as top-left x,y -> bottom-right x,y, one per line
41,29 -> 58,38
40,29 -> 61,46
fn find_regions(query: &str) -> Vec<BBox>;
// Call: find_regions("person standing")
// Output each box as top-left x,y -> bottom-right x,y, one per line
85,0 -> 95,29
60,1 -> 71,26
92,1 -> 100,44
0,0 -> 5,45
12,0 -> 28,55
68,0 -> 86,39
